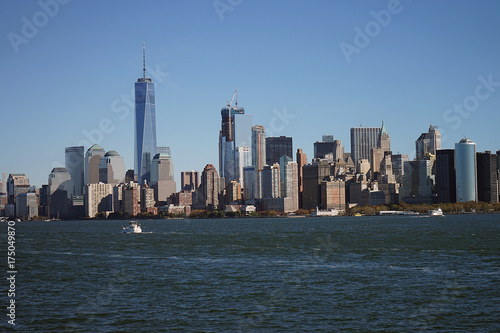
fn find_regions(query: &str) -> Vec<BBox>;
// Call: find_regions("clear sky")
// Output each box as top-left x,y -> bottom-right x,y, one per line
1,0 -> 499,188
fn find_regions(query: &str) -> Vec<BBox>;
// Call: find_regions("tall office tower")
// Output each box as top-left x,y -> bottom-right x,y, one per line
7,174 -> 30,204
181,171 -> 199,191
243,166 -> 255,201
266,136 -> 293,166
201,164 -> 220,209
279,155 -> 292,196
252,125 -> 266,199
476,151 -> 499,203
262,164 -> 280,199
219,100 -> 241,184
415,125 -> 441,160
436,149 -> 456,203
84,183 -> 113,218
135,43 -> 157,184
15,193 -> 38,219
157,146 -> 171,157
284,161 -> 299,212
314,135 -> 344,161
350,126 -> 381,165
48,167 -> 72,218
296,149 -> 307,209
391,154 -> 409,183
401,160 -> 434,203
455,139 -> 477,202
151,153 -> 176,205
99,150 -> 126,185
378,121 -> 390,151
65,146 -> 84,197
251,125 -> 266,171
302,160 -> 331,210
85,144 -> 105,185
236,146 -> 251,187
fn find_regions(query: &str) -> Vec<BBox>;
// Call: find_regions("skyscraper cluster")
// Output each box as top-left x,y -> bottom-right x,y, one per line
1,47 -> 499,219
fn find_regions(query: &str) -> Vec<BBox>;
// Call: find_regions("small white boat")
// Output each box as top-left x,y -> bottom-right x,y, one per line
428,208 -> 444,216
122,221 -> 142,233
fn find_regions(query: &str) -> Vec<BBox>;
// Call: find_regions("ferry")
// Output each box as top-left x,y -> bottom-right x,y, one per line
379,210 -> 419,216
122,221 -> 142,234
311,207 -> 341,217
428,208 -> 444,216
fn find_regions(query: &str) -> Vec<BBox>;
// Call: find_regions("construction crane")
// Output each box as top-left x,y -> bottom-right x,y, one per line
226,89 -> 238,110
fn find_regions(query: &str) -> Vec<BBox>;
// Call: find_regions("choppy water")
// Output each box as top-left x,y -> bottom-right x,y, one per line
3,214 -> 500,332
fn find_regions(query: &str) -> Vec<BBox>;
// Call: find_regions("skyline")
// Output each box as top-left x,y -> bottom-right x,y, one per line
2,0 -> 500,188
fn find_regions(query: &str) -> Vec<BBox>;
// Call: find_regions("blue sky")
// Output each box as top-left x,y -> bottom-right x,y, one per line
1,0 -> 499,188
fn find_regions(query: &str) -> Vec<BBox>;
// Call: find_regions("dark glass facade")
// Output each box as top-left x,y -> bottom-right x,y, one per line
266,136 -> 293,166
435,149 -> 456,203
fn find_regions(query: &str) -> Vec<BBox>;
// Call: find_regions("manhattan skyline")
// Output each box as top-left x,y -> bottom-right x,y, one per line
1,0 -> 499,188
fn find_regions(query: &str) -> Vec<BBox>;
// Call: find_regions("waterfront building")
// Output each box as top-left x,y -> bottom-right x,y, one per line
320,177 -> 346,211
15,192 -> 38,219
455,139 -> 477,202
181,171 -> 199,192
135,44 -> 157,184
415,125 -> 441,160
84,144 -> 105,185
123,183 -> 140,216
266,136 -> 293,166
243,166 -> 255,201
48,167 -> 71,218
435,149 -> 456,203
151,153 -> 176,205
391,154 -> 409,184
251,125 -> 266,199
141,184 -> 156,214
65,146 -> 84,196
350,126 -> 381,165
476,151 -> 498,203
284,161 -> 299,212
296,148 -> 307,209
236,146 -> 251,187
302,160 -> 331,210
99,150 -> 126,185
84,183 -> 113,218
7,173 -> 30,205
262,164 -> 280,199
201,164 -> 220,209
226,180 -> 242,203
401,159 -> 434,204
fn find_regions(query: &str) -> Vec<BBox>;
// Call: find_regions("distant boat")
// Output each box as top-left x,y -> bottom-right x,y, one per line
379,210 -> 419,215
428,208 -> 444,216
122,221 -> 142,234
311,207 -> 340,217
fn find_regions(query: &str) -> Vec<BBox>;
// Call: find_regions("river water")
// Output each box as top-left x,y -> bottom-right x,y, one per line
4,214 -> 500,332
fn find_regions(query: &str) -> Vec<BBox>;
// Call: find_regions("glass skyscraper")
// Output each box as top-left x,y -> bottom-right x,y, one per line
455,138 -> 477,202
65,146 -> 84,196
135,44 -> 157,184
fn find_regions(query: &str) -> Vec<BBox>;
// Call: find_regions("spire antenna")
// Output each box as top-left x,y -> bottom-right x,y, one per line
142,42 -> 146,79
